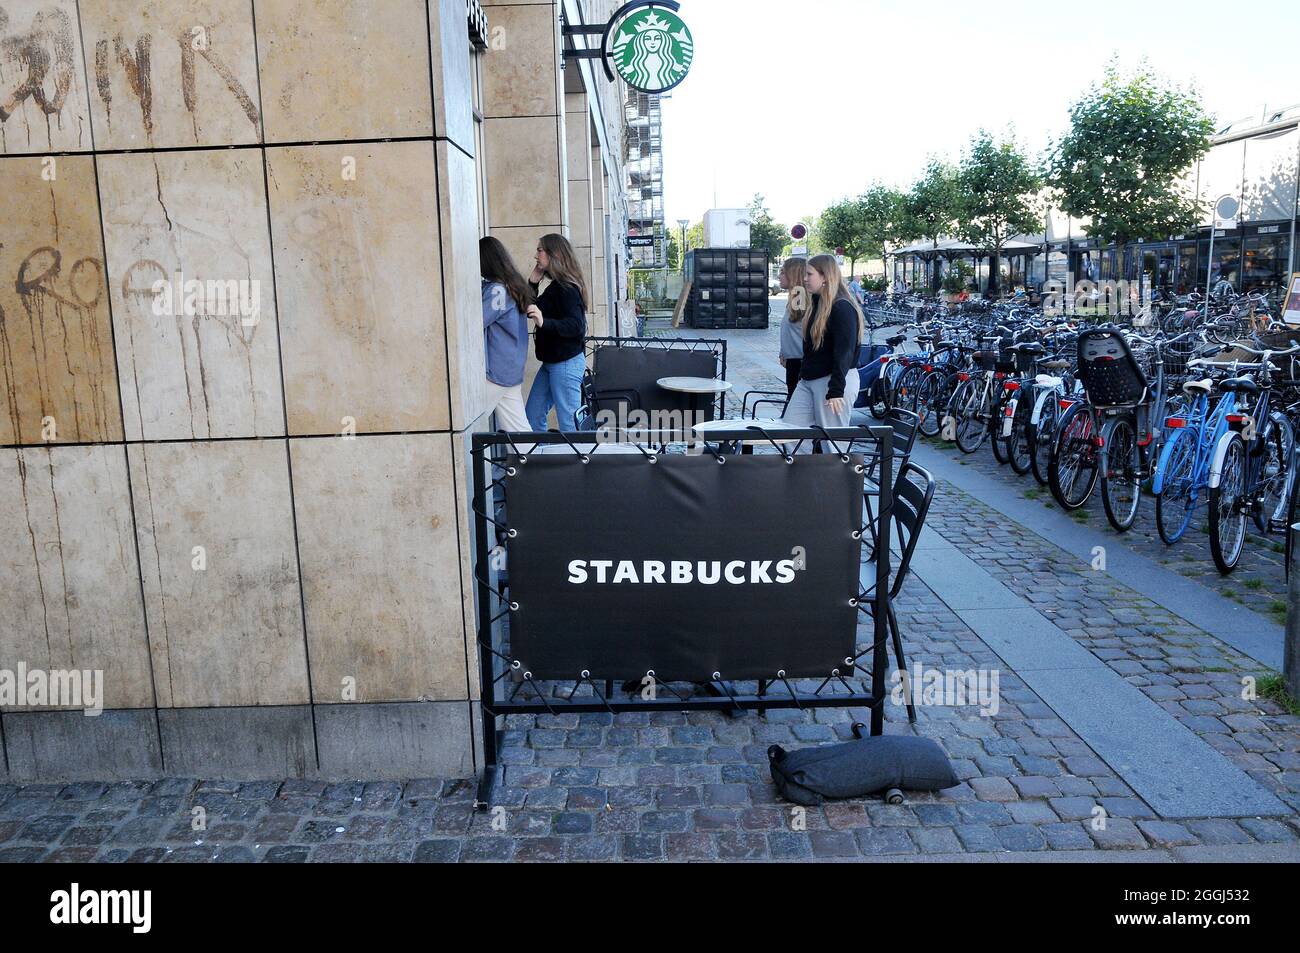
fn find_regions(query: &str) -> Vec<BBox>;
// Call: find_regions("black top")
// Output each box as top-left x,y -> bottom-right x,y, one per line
800,294 -> 861,399
529,278 -> 586,363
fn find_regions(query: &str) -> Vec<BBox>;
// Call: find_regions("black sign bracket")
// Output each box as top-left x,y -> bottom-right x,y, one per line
561,0 -> 683,83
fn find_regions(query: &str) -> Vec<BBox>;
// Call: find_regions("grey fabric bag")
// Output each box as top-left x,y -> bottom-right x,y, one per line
768,735 -> 958,806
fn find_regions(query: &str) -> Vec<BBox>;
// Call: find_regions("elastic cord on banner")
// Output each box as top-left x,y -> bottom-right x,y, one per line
554,431 -> 590,462
745,425 -> 795,463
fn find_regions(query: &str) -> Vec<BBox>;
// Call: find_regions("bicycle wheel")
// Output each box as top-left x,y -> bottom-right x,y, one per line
1253,411 -> 1294,535
867,370 -> 892,419
1049,406 -> 1099,510
990,392 -> 1010,464
1101,417 -> 1142,532
1209,433 -> 1247,574
1154,427 -> 1197,545
1030,397 -> 1061,486
1007,392 -> 1034,475
914,370 -> 947,438
951,380 -> 987,453
894,366 -> 923,410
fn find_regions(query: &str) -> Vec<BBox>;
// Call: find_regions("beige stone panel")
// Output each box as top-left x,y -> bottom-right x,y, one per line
291,434 -> 470,703
437,141 -> 488,430
428,0 -> 473,156
266,141 -> 449,435
0,0 -> 92,154
568,179 -> 593,249
0,446 -> 152,710
480,3 -> 556,119
79,0 -> 262,150
489,225 -> 554,283
255,0 -> 433,142
98,150 -> 284,440
129,439 -> 309,708
451,428 -> 481,700
564,95 -> 589,181
485,115 -> 563,229
0,155 -> 121,445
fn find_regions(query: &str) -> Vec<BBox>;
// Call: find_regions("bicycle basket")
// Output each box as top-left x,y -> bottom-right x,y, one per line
1077,329 -> 1149,407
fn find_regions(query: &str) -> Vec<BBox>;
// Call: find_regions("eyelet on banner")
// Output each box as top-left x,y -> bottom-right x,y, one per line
645,669 -> 656,679
784,455 -> 794,464
580,455 -> 590,464
580,669 -> 590,679
716,455 -> 726,464
848,597 -> 859,607
776,669 -> 787,678
840,454 -> 851,463
648,455 -> 658,464
711,671 -> 722,680
523,671 -> 533,680
831,668 -> 841,677
506,467 -> 518,477
510,659 -> 521,670
507,528 -> 518,538
854,465 -> 865,474
844,657 -> 854,667
851,530 -> 862,539
509,601 -> 520,611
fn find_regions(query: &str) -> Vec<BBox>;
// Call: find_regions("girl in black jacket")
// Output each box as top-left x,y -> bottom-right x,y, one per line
782,254 -> 864,427
524,234 -> 589,431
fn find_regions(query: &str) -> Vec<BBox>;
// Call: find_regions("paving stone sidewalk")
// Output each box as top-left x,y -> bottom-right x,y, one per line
2,319 -> 1297,862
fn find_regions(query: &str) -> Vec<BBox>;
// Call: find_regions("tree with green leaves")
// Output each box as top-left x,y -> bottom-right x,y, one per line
956,130 -> 1042,294
860,184 -> 908,275
1045,63 -> 1213,282
747,194 -> 787,262
819,196 -> 870,276
903,159 -> 962,292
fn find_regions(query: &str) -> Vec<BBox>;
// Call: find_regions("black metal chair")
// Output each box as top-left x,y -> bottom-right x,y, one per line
861,461 -> 936,723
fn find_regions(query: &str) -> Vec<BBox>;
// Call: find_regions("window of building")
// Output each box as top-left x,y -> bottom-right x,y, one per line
1242,233 -> 1291,301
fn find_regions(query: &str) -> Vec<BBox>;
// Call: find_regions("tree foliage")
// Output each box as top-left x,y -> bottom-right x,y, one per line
1045,63 -> 1214,248
955,130 -> 1043,290
747,194 -> 788,261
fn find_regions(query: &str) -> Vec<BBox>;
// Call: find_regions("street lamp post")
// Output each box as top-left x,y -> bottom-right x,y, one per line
677,219 -> 689,274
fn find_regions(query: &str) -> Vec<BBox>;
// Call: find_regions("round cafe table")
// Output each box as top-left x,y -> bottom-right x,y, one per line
691,416 -> 802,454
656,376 -> 732,426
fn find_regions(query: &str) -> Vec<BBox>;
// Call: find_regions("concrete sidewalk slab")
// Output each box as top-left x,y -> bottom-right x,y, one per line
898,539 -> 1290,819
912,443 -> 1284,670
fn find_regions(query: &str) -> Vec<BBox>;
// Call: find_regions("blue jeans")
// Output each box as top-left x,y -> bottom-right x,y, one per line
525,353 -> 585,431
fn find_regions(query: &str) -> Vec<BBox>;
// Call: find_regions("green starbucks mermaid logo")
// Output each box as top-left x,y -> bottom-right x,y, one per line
610,9 -> 694,93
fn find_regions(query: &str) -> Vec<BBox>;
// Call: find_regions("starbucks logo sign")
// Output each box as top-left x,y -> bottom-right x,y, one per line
609,9 -> 694,93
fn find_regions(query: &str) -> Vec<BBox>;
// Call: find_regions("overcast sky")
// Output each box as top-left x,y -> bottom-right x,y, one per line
660,0 -> 1298,228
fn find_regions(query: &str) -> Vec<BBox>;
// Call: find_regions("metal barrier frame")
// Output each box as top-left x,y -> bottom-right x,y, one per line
469,425 -> 895,809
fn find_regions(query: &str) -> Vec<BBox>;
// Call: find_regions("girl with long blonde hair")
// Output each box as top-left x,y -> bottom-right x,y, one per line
778,257 -> 809,397
782,254 -> 864,427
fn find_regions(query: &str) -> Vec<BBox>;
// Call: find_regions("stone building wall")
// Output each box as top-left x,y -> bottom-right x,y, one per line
0,0 -> 630,781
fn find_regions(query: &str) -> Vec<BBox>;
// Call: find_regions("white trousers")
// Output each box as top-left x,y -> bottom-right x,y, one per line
782,369 -> 860,429
485,380 -> 529,432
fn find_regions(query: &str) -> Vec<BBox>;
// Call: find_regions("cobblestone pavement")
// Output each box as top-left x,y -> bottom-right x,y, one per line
2,314 -> 1298,862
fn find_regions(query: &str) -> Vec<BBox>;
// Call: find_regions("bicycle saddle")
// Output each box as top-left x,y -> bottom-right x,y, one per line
914,334 -> 934,344
1217,377 -> 1260,395
1041,359 -> 1070,370
1181,378 -> 1213,395
885,334 -> 906,347
1011,342 -> 1046,355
